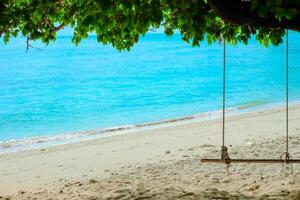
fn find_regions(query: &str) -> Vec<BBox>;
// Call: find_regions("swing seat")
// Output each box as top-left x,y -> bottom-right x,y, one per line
201,158 -> 300,164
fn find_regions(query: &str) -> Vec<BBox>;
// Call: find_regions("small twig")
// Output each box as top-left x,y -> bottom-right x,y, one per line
25,7 -> 76,52
25,22 -> 64,52
51,22 -> 65,33
25,23 -> 64,52
26,36 -> 43,53
44,17 -> 56,29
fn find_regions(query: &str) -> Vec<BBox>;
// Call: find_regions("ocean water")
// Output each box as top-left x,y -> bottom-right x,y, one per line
0,31 -> 300,143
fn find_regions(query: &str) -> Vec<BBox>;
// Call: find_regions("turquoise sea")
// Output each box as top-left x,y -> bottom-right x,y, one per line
0,31 -> 300,145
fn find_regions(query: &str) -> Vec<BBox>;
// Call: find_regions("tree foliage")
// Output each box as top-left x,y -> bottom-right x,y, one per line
0,0 -> 299,50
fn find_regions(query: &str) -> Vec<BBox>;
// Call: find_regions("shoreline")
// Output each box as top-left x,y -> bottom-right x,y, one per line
0,102 -> 300,197
1,100 -> 299,154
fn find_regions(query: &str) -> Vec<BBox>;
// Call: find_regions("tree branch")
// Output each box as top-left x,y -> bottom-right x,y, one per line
26,36 -> 43,53
208,0 -> 300,32
51,22 -> 64,33
26,22 -> 64,52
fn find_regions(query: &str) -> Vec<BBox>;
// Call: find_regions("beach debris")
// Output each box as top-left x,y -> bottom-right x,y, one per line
165,150 -> 170,154
64,183 -> 72,187
246,141 -> 253,146
89,179 -> 97,184
76,182 -> 83,187
18,191 -> 25,195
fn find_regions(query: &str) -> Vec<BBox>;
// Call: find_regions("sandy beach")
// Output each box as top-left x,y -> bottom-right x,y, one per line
1,104 -> 300,199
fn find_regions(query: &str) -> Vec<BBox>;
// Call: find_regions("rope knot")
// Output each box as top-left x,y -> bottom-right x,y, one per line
221,146 -> 230,164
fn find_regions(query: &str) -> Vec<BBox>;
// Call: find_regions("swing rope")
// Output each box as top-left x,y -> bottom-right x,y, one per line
222,39 -> 226,148
221,39 -> 230,164
285,29 -> 289,160
281,30 -> 295,180
281,29 -> 290,163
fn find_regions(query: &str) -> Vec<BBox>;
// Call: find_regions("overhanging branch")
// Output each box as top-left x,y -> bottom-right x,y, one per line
208,0 -> 300,32
26,22 -> 64,52
51,22 -> 64,33
26,36 -> 43,52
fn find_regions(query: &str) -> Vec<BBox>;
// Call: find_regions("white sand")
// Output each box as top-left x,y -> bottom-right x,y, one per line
0,105 -> 300,199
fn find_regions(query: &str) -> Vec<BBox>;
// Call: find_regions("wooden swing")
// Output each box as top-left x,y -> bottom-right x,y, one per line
201,30 -> 300,165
